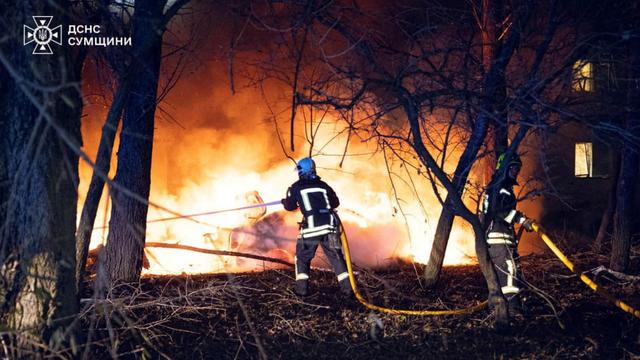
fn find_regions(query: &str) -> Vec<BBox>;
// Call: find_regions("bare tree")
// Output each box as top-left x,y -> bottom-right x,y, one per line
247,0 -> 622,327
423,0 -> 512,286
611,15 -> 640,272
75,76 -> 129,290
101,0 -> 191,287
75,1 -> 132,290
0,0 -> 85,354
249,0 -> 524,327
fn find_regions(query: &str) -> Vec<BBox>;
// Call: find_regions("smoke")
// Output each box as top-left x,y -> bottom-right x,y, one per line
77,13 -> 480,275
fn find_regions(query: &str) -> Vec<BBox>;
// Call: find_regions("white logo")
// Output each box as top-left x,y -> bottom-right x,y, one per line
23,16 -> 62,55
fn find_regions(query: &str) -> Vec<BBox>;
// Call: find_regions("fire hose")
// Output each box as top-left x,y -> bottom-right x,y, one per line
143,201 -> 488,315
104,197 -> 639,318
145,200 -> 283,223
339,222 -> 488,316
94,200 -> 283,230
340,221 -> 640,318
531,223 -> 640,319
142,199 -> 488,315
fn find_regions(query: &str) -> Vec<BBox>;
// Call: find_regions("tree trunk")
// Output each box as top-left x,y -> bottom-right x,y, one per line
470,217 -> 508,330
75,79 -> 129,291
610,146 -> 638,271
0,1 -> 83,354
610,32 -> 640,271
594,154 -> 619,251
423,1 -> 525,286
404,99 -> 509,327
103,0 -> 167,286
423,199 -> 455,287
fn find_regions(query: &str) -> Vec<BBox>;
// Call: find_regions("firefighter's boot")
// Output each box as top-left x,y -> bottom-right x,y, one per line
295,280 -> 309,297
339,278 -> 353,296
507,296 -> 523,318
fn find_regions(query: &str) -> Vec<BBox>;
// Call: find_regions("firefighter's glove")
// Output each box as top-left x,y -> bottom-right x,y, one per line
522,218 -> 535,232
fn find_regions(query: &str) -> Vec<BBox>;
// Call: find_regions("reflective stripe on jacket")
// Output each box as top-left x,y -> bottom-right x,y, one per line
483,179 -> 525,244
282,177 -> 339,238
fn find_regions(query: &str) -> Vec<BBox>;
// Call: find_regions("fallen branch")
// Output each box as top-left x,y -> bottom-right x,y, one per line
590,265 -> 640,283
145,242 -> 294,268
549,265 -> 640,283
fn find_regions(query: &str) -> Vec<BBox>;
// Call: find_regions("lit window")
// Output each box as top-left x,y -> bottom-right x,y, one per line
572,60 -> 594,92
575,142 -> 593,177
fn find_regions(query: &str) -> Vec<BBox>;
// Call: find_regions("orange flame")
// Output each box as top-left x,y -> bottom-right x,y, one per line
78,69 -> 477,276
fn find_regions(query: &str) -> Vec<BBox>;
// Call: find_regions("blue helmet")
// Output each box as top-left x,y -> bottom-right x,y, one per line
296,157 -> 316,179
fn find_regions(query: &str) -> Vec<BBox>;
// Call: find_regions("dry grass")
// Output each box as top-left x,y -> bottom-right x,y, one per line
71,247 -> 640,359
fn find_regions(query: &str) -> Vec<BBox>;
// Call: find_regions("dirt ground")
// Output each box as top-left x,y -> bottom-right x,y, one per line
80,249 -> 640,359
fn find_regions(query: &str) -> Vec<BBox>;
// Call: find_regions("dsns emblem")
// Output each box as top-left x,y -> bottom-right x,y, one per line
23,16 -> 62,55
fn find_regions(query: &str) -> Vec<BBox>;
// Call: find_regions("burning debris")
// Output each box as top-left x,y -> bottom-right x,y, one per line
229,212 -> 293,264
228,191 -> 292,265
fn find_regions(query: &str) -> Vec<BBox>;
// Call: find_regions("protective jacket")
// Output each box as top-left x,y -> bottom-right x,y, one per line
481,176 -> 527,299
283,175 -> 351,296
282,176 -> 340,238
482,177 -> 526,246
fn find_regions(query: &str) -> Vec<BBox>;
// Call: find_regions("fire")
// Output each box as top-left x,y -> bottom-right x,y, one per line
78,67 -> 477,276
79,131 -> 476,275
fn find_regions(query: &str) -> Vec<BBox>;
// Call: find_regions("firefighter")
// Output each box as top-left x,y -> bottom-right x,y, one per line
281,157 -> 352,297
481,153 -> 534,315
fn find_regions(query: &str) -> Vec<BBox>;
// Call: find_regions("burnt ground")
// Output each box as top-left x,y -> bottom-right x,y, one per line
79,250 -> 640,359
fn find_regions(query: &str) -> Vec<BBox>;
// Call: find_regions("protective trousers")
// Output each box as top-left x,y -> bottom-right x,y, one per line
294,234 -> 351,294
488,243 -> 521,306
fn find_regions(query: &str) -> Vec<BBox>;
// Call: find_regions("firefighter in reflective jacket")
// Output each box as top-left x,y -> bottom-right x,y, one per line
281,157 -> 352,297
481,153 -> 534,314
